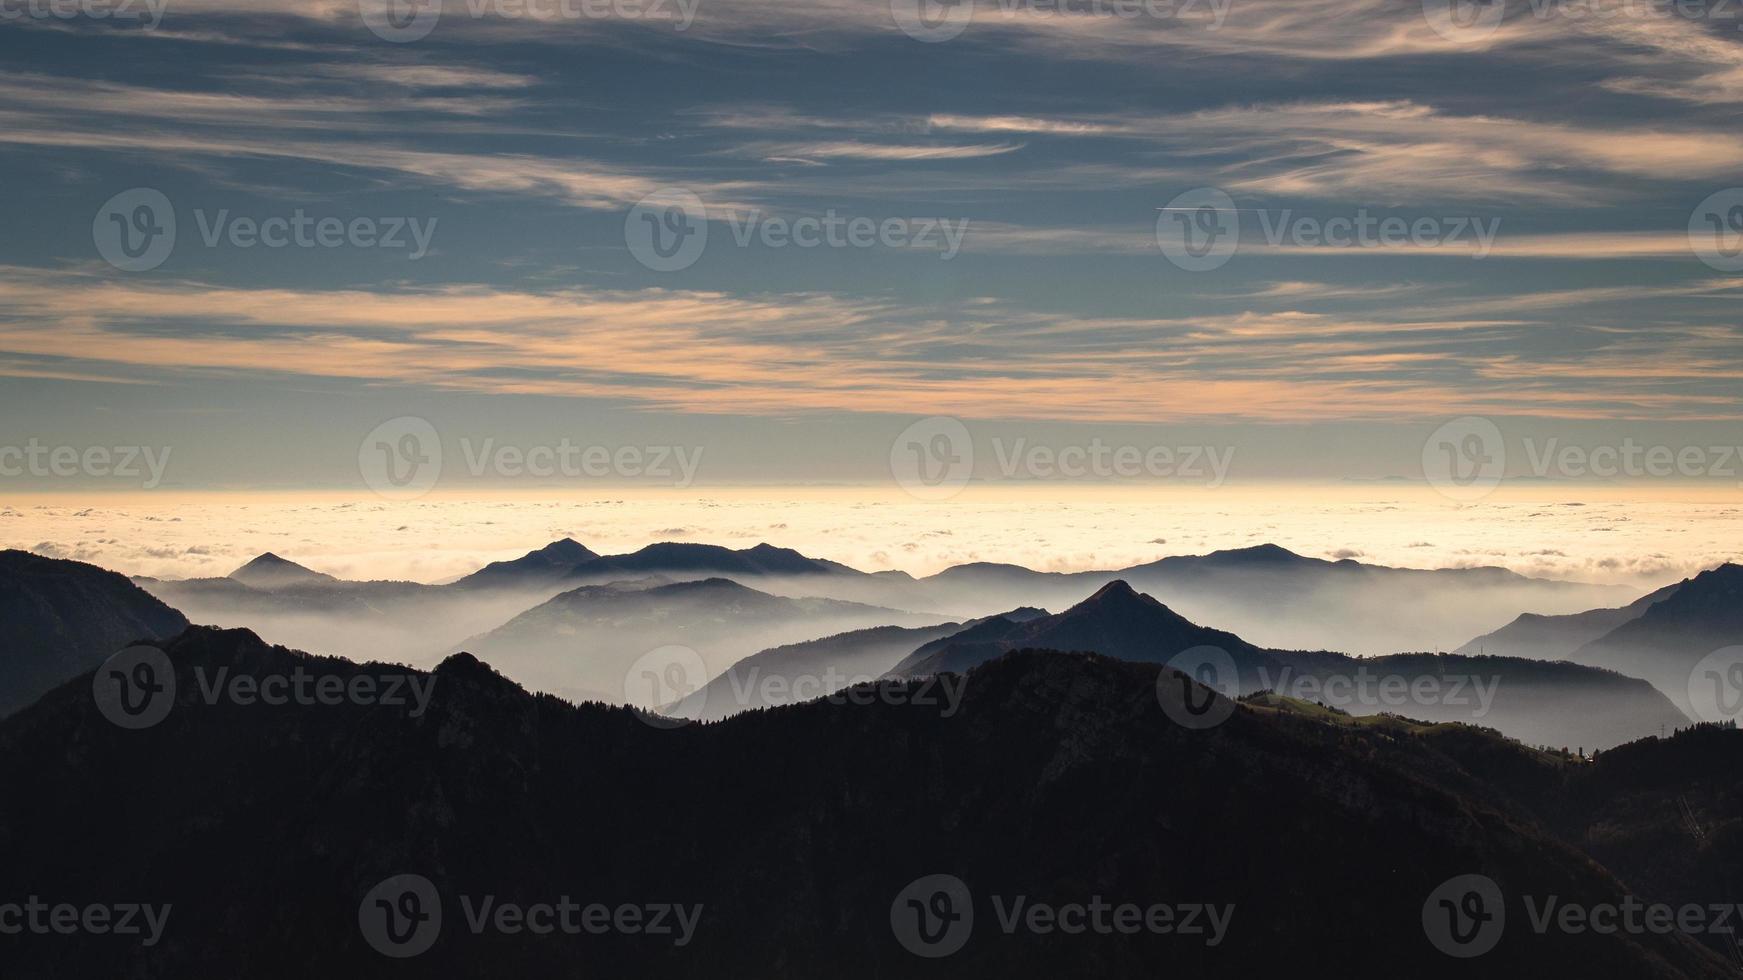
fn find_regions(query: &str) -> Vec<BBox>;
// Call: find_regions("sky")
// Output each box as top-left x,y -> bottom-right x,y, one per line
0,0 -> 1740,544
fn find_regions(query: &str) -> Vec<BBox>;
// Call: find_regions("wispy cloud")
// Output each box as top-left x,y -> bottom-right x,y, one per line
732,140 -> 1026,163
3,268 -> 1738,422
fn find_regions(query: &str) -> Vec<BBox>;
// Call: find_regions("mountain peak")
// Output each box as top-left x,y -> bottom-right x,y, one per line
1209,543 -> 1308,564
1085,579 -> 1143,602
536,537 -> 596,561
229,552 -> 335,588
891,578 -> 1268,681
450,538 -> 599,589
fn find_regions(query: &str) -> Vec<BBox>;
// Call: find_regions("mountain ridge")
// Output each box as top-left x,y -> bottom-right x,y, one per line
0,624 -> 1730,978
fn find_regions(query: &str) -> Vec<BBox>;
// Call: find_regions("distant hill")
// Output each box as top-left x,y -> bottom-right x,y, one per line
908,543 -> 1631,656
0,550 -> 189,717
136,566 -> 491,667
1454,580 -> 1683,660
456,577 -> 947,707
564,542 -> 856,583
683,609 -> 1047,722
0,627 -> 1729,978
136,540 -> 880,667
1567,563 -> 1743,717
681,621 -> 968,721
227,552 -> 339,589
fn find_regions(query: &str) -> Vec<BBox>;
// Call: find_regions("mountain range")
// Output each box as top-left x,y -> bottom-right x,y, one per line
11,541 -> 1724,751
881,579 -> 1688,751
133,540 -> 1636,665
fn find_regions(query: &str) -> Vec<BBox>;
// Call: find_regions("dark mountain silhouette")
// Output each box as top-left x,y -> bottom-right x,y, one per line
1454,580 -> 1684,660
0,550 -> 189,717
0,626 -> 1730,978
228,552 -> 339,589
889,581 -> 1688,751
561,541 -> 858,584
1567,563 -> 1743,716
449,537 -> 600,590
457,577 -> 946,707
1553,724 -> 1743,965
1419,721 -> 1743,965
890,581 -> 1272,678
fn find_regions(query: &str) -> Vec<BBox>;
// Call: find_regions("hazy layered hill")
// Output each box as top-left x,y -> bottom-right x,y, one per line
134,540 -> 890,666
681,621 -> 968,722
886,580 -> 1688,751
137,555 -> 517,666
1566,563 -> 1743,717
0,627 -> 1729,978
0,550 -> 189,717
456,577 -> 947,707
681,608 -> 1051,721
1455,580 -> 1684,660
132,539 -> 1641,671
909,544 -> 1633,657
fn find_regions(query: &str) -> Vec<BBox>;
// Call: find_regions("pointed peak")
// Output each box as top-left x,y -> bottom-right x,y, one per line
229,552 -> 334,587
1066,579 -> 1191,622
1088,579 -> 1142,600
537,537 -> 596,560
